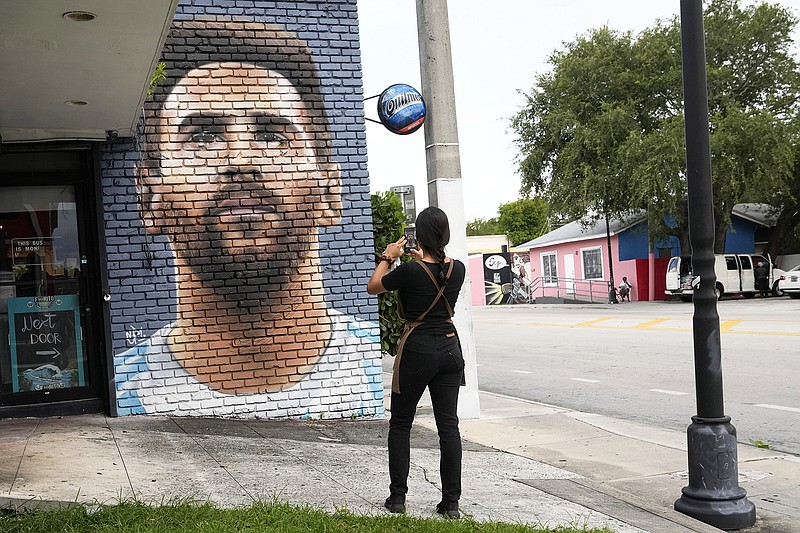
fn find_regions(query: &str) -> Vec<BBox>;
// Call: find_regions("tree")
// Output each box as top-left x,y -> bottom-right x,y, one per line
511,27 -> 639,226
497,198 -> 550,246
511,0 -> 800,254
466,217 -> 500,236
764,133 -> 800,257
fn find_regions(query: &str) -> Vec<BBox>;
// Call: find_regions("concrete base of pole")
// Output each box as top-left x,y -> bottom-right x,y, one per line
433,179 -> 480,420
674,416 -> 756,530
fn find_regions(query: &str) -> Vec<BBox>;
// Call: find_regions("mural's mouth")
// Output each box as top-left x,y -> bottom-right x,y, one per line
212,198 -> 278,217
214,206 -> 277,217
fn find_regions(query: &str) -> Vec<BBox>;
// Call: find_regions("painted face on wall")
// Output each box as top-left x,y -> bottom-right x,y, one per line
142,62 -> 340,303
138,59 -> 342,393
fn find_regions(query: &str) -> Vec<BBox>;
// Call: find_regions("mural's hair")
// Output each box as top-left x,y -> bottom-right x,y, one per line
135,16 -> 341,235
415,206 -> 451,285
140,17 -> 333,173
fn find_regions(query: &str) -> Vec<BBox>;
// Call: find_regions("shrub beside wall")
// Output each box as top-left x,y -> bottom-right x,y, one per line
370,191 -> 409,356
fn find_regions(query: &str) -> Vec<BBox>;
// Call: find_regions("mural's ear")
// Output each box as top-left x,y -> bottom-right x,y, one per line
317,161 -> 342,227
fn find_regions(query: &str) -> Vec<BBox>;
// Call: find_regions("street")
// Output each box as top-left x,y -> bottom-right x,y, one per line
472,298 -> 800,456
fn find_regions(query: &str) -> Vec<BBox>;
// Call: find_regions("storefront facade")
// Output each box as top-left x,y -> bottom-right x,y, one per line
1,0 -> 383,420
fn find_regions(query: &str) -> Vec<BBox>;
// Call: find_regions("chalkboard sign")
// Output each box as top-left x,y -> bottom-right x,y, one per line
8,295 -> 85,392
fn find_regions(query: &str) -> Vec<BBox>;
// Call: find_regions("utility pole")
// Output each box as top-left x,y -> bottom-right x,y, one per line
416,0 -> 480,418
674,1 -> 755,528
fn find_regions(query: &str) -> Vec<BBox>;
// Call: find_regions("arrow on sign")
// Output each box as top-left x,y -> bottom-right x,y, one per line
35,348 -> 61,358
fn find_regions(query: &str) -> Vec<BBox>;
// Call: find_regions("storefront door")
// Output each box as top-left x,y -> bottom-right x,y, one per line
0,147 -> 106,417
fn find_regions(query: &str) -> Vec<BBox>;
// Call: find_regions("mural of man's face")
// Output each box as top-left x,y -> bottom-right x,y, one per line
138,59 -> 342,393
143,62 -> 339,305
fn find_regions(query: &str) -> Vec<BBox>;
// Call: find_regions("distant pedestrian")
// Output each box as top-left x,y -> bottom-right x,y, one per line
367,206 -> 467,519
754,262 -> 769,297
618,276 -> 632,302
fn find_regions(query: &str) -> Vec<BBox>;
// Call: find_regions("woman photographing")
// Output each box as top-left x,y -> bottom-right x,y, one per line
367,206 -> 467,519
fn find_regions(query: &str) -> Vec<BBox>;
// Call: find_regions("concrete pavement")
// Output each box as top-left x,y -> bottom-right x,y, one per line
1,374 -> 798,532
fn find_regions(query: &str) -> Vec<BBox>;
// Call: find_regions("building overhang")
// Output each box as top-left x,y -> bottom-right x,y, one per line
0,1 -> 179,143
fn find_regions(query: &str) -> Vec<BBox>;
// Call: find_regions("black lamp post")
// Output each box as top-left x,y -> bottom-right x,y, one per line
674,1 -> 756,529
605,210 -> 618,304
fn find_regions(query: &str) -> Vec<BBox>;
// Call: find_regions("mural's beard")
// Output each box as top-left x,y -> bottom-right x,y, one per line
166,199 -> 316,311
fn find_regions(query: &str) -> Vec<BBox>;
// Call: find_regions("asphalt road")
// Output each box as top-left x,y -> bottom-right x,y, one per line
471,297 -> 800,456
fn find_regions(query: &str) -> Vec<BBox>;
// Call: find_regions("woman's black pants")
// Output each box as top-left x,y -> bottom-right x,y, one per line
388,332 -> 463,504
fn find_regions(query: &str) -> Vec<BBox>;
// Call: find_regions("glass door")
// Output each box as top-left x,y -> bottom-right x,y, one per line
0,185 -> 94,405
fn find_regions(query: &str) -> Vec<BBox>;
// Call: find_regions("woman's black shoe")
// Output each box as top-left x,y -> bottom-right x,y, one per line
435,501 -> 460,519
384,497 -> 405,514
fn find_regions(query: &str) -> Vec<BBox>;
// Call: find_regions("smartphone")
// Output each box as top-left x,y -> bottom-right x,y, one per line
404,226 -> 417,253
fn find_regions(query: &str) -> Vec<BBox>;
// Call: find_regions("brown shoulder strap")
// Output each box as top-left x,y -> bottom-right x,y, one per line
416,260 -> 455,320
418,259 -> 455,285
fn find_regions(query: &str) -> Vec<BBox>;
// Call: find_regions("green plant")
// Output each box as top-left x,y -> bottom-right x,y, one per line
370,191 -> 410,356
148,61 -> 167,96
748,438 -> 773,449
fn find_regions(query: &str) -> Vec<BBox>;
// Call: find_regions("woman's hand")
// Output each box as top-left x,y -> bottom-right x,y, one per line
383,237 -> 406,262
408,247 -> 423,261
368,236 -> 407,295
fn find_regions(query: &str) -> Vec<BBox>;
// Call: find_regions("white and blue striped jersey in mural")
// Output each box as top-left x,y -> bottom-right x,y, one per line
115,311 -> 383,419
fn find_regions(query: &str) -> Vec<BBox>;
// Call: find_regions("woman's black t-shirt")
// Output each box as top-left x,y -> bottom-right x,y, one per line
380,259 -> 466,334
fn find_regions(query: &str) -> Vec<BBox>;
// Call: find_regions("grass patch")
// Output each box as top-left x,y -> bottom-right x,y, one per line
0,500 -> 616,533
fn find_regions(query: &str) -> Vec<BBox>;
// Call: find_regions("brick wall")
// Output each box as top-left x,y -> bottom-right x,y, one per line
100,0 -> 382,419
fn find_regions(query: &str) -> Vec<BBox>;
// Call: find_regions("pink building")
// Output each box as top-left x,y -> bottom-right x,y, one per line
469,215 -> 671,305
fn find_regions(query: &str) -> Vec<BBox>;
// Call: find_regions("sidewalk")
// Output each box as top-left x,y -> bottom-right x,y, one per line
1,379 -> 797,532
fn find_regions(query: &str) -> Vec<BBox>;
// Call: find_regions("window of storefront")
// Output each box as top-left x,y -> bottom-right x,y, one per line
0,187 -> 88,394
581,247 -> 603,280
541,252 -> 558,286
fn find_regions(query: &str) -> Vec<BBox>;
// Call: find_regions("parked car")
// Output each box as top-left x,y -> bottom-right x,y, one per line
665,254 -> 785,301
778,265 -> 800,299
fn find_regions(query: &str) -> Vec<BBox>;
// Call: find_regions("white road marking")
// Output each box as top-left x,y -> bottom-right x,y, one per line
754,404 -> 800,414
649,389 -> 689,396
511,370 -> 533,374
571,378 -> 600,383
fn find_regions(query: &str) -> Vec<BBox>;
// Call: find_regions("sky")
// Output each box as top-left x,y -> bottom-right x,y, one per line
357,0 -> 800,222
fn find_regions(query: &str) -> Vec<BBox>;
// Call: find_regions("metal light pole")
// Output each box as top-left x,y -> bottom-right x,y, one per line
604,207 -> 618,304
674,1 -> 756,528
416,0 -> 480,418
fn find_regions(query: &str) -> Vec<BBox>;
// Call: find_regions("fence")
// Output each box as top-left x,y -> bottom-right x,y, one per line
527,276 -> 613,304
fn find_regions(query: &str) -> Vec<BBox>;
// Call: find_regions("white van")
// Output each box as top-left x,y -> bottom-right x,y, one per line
665,254 -> 785,301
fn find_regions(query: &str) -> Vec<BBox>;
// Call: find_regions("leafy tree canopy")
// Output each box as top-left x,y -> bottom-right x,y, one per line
497,198 -> 550,246
511,0 -> 800,254
466,217 -> 501,236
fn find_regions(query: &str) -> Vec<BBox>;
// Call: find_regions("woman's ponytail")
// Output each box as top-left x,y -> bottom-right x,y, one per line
434,248 -> 447,286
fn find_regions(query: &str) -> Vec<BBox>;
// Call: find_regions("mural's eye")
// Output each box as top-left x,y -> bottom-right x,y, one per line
254,131 -> 290,152
190,131 -> 225,145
